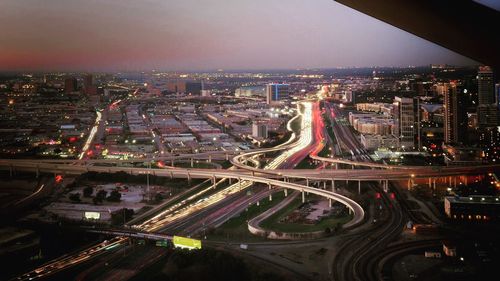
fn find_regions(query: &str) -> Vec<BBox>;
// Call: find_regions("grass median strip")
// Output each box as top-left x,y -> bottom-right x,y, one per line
261,195 -> 353,233
206,191 -> 288,242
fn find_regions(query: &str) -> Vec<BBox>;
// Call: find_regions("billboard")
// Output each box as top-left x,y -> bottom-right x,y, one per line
155,240 -> 168,247
172,236 -> 201,250
84,211 -> 101,220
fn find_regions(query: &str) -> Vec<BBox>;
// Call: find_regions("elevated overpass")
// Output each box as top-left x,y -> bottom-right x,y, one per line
0,159 -> 364,227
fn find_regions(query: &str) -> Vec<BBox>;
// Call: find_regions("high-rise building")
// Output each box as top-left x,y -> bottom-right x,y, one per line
167,81 -> 184,93
477,66 -> 498,128
64,77 -> 77,93
266,83 -> 289,105
167,81 -> 201,95
252,122 -> 268,139
83,74 -> 98,95
495,83 -> 500,112
444,83 -> 468,144
83,74 -> 93,89
393,97 -> 416,150
185,82 -> 202,95
235,86 -> 265,97
478,66 -> 495,105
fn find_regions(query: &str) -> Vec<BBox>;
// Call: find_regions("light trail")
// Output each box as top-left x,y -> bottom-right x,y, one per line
139,102 -> 314,231
9,100 -> 344,281
79,111 -> 102,160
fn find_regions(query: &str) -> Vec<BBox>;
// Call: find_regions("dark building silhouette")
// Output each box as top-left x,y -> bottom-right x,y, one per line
167,81 -> 202,95
477,66 -> 498,128
84,74 -> 97,95
64,77 -> 77,93
444,83 -> 468,144
185,82 -> 202,95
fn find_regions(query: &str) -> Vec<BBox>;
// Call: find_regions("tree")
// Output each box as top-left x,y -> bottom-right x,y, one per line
324,227 -> 332,235
107,189 -> 122,202
93,190 -> 107,204
69,192 -> 81,202
111,208 -> 134,225
96,190 -> 107,200
154,193 -> 163,202
83,186 -> 93,198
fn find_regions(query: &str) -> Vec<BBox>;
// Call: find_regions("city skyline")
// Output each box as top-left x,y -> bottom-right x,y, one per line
0,0 -> 479,72
1,1 -> 499,280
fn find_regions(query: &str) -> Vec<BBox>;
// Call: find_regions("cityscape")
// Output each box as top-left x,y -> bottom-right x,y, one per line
0,1 -> 499,281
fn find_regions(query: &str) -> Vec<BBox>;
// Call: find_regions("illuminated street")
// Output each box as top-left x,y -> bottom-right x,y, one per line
1,1 -> 499,281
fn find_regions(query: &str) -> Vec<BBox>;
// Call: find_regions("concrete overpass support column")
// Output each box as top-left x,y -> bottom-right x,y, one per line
284,188 -> 288,197
332,180 -> 335,192
302,190 -> 305,203
428,178 -> 432,188
212,176 -> 216,189
190,158 -> 194,168
305,178 -> 308,186
187,173 -> 191,185
171,159 -> 174,167
346,179 -> 349,189
238,177 -> 242,190
328,198 -> 332,208
208,155 -> 212,163
229,178 -> 232,185
407,179 -> 411,190
169,171 -> 173,179
348,207 -> 352,215
323,181 -> 326,190
225,153 -> 229,161
432,178 -> 436,191
358,181 -> 361,194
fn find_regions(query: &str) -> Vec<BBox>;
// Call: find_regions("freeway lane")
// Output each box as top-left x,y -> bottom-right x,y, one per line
10,101 -> 364,281
79,110 -> 103,160
13,237 -> 128,281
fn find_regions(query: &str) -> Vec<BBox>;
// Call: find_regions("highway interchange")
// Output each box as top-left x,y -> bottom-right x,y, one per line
4,95 -> 498,281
